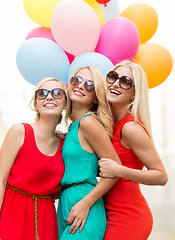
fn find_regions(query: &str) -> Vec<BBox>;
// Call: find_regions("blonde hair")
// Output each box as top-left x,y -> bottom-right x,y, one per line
30,77 -> 67,124
66,66 -> 113,139
112,60 -> 152,138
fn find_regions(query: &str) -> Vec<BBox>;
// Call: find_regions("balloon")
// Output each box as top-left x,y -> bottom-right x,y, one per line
23,0 -> 61,28
91,1 -> 106,26
16,38 -> 70,85
51,0 -> 100,56
134,43 -> 173,88
68,52 -> 114,78
26,27 -> 56,42
96,0 -> 111,6
95,17 -> 140,64
26,27 -> 75,64
65,52 -> 75,65
120,3 -> 158,44
101,0 -> 119,21
83,0 -> 95,4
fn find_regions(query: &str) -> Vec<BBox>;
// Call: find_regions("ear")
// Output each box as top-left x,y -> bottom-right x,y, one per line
94,98 -> 98,104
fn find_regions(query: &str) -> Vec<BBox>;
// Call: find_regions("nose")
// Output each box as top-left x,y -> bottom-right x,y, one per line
46,91 -> 53,99
77,81 -> 84,89
113,78 -> 120,87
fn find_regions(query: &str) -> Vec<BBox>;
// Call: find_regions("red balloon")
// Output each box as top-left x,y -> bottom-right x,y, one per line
96,0 -> 111,6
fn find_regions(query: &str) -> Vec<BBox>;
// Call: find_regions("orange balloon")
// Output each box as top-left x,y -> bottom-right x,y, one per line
120,3 -> 158,44
134,43 -> 173,89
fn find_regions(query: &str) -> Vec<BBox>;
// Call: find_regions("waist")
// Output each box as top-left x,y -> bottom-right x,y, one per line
60,181 -> 95,192
7,184 -> 54,199
104,181 -> 143,204
8,184 -> 53,240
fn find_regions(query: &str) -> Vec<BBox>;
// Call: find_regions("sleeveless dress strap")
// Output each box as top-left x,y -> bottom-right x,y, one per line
114,114 -> 149,140
79,113 -> 102,125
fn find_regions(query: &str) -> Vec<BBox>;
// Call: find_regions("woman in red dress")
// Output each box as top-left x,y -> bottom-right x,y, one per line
99,60 -> 168,240
0,78 -> 67,240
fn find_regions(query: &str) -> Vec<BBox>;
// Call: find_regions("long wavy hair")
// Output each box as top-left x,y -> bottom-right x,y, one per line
111,60 -> 152,138
66,66 -> 113,139
30,77 -> 67,124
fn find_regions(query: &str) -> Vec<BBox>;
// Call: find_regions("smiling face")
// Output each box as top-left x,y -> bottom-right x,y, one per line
107,65 -> 135,110
35,80 -> 66,120
68,68 -> 97,108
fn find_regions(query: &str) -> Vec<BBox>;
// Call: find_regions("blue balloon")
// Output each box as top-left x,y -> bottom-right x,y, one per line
101,0 -> 120,21
68,52 -> 114,79
16,38 -> 70,85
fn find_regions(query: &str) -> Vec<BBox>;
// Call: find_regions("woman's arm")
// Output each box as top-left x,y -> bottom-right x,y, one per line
67,116 -> 121,233
0,124 -> 24,210
99,121 -> 168,186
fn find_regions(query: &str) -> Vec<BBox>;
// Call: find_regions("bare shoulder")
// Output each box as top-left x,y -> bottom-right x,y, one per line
6,123 -> 25,144
122,121 -> 150,148
9,123 -> 24,136
80,115 -> 104,132
122,121 -> 145,136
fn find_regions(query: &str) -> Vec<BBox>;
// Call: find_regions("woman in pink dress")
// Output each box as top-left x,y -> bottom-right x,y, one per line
99,60 -> 168,240
0,77 -> 67,240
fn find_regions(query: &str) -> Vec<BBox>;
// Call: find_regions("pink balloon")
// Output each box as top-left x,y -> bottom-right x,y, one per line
65,51 -> 75,64
26,27 -> 75,64
51,0 -> 100,56
26,27 -> 56,42
95,17 -> 140,64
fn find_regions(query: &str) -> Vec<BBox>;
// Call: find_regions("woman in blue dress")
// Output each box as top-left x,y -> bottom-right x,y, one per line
57,66 -> 121,239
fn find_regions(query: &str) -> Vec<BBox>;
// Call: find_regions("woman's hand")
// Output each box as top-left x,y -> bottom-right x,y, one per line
67,199 -> 91,234
98,158 -> 122,178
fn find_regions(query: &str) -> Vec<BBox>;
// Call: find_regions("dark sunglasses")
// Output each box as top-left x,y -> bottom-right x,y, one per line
35,88 -> 66,100
70,76 -> 95,93
106,71 -> 135,90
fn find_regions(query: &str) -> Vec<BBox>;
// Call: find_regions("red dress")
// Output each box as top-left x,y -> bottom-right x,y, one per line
0,123 -> 65,240
103,114 -> 153,240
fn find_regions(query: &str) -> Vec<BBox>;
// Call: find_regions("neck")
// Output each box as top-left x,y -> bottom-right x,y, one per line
33,116 -> 58,138
112,105 -> 130,122
71,102 -> 90,123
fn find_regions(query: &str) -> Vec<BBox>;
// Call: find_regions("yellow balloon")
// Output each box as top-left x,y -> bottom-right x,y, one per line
23,0 -> 61,28
83,0 -> 95,5
120,3 -> 158,44
91,1 -> 106,26
134,43 -> 173,89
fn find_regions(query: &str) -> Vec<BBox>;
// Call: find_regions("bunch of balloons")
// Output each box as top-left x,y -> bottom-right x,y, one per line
16,0 -> 173,88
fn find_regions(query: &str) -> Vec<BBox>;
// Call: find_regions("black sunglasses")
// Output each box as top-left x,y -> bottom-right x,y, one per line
35,88 -> 66,100
106,71 -> 135,90
70,76 -> 95,93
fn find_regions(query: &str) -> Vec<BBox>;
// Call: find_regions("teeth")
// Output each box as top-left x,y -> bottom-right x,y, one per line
45,104 -> 55,107
74,90 -> 84,96
110,89 -> 121,95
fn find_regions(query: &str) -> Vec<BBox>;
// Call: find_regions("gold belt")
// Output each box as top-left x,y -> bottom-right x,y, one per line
8,184 -> 53,240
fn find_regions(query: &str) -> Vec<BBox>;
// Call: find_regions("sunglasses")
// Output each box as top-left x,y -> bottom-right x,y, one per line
35,88 -> 65,100
106,71 -> 135,90
70,76 -> 95,93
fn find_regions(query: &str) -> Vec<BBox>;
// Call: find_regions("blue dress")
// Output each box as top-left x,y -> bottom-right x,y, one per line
57,115 -> 106,239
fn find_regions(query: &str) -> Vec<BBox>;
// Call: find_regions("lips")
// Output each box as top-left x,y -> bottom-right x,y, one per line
44,103 -> 57,108
73,90 -> 85,96
109,88 -> 121,95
